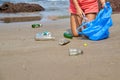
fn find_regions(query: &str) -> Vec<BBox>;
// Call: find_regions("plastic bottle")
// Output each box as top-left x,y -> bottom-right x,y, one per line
63,32 -> 73,39
32,24 -> 42,28
35,32 -> 55,41
69,48 -> 83,56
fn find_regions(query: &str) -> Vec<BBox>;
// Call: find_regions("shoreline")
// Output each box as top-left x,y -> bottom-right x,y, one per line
0,13 -> 70,23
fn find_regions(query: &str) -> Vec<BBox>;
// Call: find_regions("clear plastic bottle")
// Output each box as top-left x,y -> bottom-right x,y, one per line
35,32 -> 55,41
69,48 -> 83,56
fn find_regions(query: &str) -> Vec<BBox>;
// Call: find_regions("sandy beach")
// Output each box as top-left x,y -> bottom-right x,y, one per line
0,14 -> 120,80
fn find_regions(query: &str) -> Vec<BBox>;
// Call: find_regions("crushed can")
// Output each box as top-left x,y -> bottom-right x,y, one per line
59,38 -> 70,46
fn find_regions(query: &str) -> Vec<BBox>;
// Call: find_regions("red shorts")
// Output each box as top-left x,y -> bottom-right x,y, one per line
69,0 -> 99,14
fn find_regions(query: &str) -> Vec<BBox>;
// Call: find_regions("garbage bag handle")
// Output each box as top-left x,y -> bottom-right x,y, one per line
77,22 -> 88,35
77,13 -> 88,33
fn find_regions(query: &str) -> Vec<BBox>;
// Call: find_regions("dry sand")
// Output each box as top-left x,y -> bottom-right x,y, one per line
0,14 -> 120,80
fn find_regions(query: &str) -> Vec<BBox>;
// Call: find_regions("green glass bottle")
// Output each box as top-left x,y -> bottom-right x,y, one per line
32,24 -> 42,28
63,32 -> 73,39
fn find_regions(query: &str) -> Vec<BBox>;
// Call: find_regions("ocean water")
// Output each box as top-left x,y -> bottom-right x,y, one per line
39,0 -> 69,21
0,0 -> 70,22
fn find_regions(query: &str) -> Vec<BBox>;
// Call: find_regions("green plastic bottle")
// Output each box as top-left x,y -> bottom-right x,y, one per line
32,24 -> 42,28
63,32 -> 73,39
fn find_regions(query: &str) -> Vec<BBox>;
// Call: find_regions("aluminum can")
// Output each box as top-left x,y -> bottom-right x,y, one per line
59,39 -> 70,46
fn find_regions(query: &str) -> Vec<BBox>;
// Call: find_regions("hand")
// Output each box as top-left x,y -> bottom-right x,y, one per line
101,2 -> 105,8
73,0 -> 84,17
76,7 -> 84,17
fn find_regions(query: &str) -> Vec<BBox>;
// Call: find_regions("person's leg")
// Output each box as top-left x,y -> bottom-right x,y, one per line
70,13 -> 82,37
86,13 -> 97,21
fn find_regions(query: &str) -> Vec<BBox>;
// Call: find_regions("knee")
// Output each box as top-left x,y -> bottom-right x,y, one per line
72,31 -> 79,37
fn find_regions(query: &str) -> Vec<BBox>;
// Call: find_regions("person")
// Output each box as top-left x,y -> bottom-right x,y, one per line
69,0 -> 106,37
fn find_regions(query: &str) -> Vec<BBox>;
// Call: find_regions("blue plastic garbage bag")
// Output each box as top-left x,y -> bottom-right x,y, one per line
77,2 -> 113,41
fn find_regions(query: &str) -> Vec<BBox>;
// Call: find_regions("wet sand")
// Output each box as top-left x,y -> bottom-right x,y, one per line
0,14 -> 120,80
